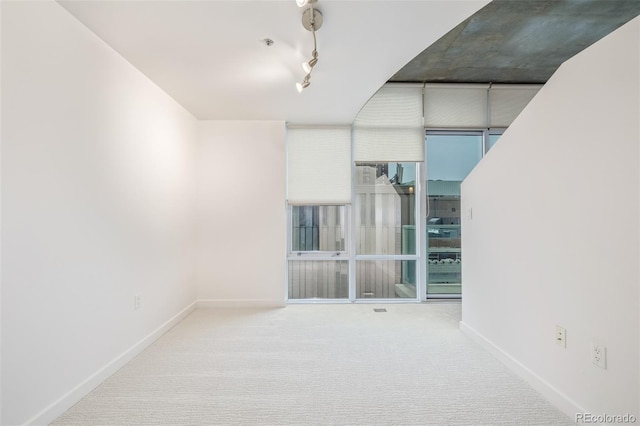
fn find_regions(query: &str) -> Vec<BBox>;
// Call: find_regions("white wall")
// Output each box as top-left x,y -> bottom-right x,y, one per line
196,121 -> 286,307
461,17 -> 639,418
1,2 -> 198,424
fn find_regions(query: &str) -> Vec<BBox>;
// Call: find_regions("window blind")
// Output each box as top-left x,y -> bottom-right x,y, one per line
489,84 -> 542,127
287,126 -> 352,204
353,84 -> 424,162
424,84 -> 489,129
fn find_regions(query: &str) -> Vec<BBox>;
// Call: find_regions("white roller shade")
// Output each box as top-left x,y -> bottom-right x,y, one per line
424,84 -> 488,128
354,84 -> 424,162
287,127 -> 351,204
489,84 -> 542,127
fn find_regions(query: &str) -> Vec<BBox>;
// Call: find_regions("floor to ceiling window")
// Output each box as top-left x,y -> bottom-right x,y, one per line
284,82 -> 536,302
287,129 -> 506,301
286,129 -> 506,302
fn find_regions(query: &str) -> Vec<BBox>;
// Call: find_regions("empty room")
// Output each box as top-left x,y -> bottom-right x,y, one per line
2,0 -> 639,425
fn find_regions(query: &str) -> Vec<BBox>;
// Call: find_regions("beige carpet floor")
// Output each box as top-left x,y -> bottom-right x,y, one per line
53,303 -> 573,425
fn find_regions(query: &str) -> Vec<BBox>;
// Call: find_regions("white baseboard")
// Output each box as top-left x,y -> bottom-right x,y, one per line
27,301 -> 198,426
197,299 -> 285,309
460,321 -> 585,420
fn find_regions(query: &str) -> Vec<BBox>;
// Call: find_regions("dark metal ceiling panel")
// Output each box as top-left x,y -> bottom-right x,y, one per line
390,0 -> 640,84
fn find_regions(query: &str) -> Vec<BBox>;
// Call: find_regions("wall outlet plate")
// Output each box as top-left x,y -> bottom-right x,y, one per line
555,325 -> 566,348
592,342 -> 606,369
134,295 -> 141,310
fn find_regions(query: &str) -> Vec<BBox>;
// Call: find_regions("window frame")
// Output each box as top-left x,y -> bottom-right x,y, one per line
485,128 -> 506,153
286,204 -> 351,302
286,204 -> 350,258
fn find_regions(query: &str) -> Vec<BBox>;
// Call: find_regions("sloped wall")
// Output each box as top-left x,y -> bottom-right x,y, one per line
461,17 -> 639,418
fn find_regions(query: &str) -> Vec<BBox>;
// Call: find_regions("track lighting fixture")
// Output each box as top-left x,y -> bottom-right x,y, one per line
295,1 -> 322,93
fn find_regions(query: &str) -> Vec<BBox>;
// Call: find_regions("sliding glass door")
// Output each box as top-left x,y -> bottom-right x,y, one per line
425,132 -> 483,297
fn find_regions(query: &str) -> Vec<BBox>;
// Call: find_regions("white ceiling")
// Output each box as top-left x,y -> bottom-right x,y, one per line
58,0 -> 488,125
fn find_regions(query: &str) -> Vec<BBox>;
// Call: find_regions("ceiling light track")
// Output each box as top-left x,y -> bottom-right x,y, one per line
296,0 -> 322,93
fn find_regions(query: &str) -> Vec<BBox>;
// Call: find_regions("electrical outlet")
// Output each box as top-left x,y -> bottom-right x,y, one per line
591,342 -> 606,369
555,325 -> 566,348
134,295 -> 141,310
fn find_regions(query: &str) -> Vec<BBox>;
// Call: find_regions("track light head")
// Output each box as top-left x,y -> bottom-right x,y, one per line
302,56 -> 318,74
296,80 -> 311,93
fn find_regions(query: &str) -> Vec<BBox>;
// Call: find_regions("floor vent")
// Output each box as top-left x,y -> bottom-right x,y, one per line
373,308 -> 387,313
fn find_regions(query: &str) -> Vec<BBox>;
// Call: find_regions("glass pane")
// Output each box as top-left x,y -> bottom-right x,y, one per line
355,163 -> 417,255
427,198 -> 461,295
487,133 -> 502,151
427,134 -> 482,181
291,205 -> 345,252
426,134 -> 481,296
288,260 -> 349,299
356,260 -> 416,299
